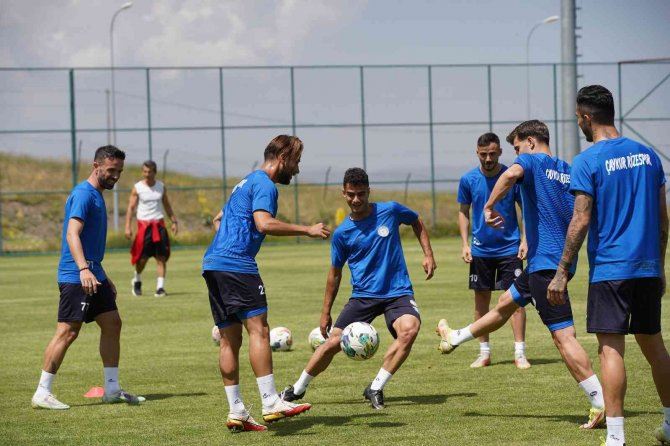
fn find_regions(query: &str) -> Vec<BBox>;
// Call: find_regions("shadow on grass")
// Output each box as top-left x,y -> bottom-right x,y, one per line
271,412 -> 394,436
70,392 -> 208,407
494,357 -> 563,366
322,392 -> 476,406
463,409 -> 654,425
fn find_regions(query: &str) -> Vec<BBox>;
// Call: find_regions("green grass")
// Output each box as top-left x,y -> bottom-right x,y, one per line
0,238 -> 667,445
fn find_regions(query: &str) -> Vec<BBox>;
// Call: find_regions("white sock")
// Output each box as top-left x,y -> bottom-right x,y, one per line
370,368 -> 393,391
448,325 -> 475,345
605,417 -> 625,445
664,407 -> 670,433
157,277 -> 165,289
36,370 -> 55,395
293,370 -> 314,395
578,374 -> 605,409
514,341 -> 526,356
479,342 -> 491,356
133,272 -> 141,282
103,367 -> 121,395
224,385 -> 246,414
257,374 -> 279,409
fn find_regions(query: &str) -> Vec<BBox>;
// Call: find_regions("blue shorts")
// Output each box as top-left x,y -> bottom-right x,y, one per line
58,280 -> 118,324
334,295 -> 421,339
202,270 -> 268,328
509,269 -> 574,332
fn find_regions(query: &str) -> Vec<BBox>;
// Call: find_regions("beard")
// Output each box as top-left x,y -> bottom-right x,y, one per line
579,123 -> 593,142
97,173 -> 117,190
276,169 -> 293,185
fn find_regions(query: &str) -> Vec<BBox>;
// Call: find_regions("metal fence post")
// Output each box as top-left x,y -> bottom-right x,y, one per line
69,69 -> 77,188
618,62 -> 623,135
553,64 -> 560,158
427,65 -> 437,227
219,68 -> 228,200
359,66 -> 367,170
290,67 -> 300,242
146,68 -> 153,160
487,65 -> 493,132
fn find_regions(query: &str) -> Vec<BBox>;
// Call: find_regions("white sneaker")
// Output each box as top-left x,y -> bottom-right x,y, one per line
470,353 -> 491,368
102,390 -> 146,405
31,392 -> 70,410
514,354 -> 531,370
435,319 -> 458,354
261,397 -> 311,423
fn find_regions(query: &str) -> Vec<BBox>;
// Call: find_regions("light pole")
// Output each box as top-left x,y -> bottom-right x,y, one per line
109,1 -> 132,232
526,15 -> 559,119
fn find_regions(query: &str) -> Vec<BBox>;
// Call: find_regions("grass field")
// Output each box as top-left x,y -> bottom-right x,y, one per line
1,238 -> 668,445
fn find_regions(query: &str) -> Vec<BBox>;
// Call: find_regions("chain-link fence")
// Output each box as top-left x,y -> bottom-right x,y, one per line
1,61 -> 669,253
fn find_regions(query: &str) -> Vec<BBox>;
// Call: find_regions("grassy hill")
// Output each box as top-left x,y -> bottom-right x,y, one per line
0,153 -> 460,252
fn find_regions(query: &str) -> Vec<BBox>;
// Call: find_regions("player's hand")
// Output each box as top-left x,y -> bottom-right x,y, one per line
171,220 -> 179,236
517,239 -> 528,260
423,255 -> 436,280
461,245 -> 472,263
484,208 -> 505,229
80,269 -> 102,296
547,271 -> 568,306
320,313 -> 332,339
308,223 -> 331,239
124,227 -> 132,240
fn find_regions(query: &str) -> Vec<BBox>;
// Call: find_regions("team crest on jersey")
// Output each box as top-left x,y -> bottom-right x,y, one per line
377,225 -> 390,237
514,268 -> 522,277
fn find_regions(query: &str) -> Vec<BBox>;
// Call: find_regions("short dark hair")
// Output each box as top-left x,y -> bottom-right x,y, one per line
577,84 -> 615,125
264,135 -> 303,162
94,145 -> 125,162
506,120 -> 550,145
477,132 -> 500,147
142,160 -> 157,172
343,167 -> 369,188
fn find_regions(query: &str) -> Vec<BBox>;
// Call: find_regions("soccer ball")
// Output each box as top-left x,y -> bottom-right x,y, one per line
211,325 -> 221,346
308,327 -> 327,351
270,327 -> 293,352
340,322 -> 380,360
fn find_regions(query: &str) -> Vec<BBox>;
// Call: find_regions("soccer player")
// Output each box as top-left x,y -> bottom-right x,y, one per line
548,85 -> 670,446
125,160 -> 178,297
458,132 -> 529,369
203,135 -> 330,432
280,167 -> 437,410
31,145 -> 144,410
436,120 -> 605,429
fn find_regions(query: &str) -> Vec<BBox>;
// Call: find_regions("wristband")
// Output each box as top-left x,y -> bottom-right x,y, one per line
79,266 -> 89,272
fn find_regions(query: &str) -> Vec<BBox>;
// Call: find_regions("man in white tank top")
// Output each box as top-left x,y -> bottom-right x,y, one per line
125,160 -> 178,297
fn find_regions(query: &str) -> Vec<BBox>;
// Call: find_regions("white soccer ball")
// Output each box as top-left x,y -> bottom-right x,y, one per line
308,327 -> 327,351
270,327 -> 293,352
212,325 -> 221,346
340,322 -> 380,360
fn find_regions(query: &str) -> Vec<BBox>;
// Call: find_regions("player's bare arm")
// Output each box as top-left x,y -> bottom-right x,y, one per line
320,266 -> 343,338
483,164 -> 524,229
124,186 -> 139,240
517,202 -> 528,260
161,187 -> 179,236
659,185 -> 668,295
547,192 -> 592,305
66,217 -> 100,296
253,210 -> 331,239
411,217 -> 436,280
458,203 -> 472,263
212,210 -> 223,232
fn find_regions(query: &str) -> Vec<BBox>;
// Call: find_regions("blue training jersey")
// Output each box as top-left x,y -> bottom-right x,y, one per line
570,137 -> 665,282
203,170 -> 278,274
331,201 -> 418,298
458,165 -> 522,258
57,181 -> 108,283
514,153 -> 576,274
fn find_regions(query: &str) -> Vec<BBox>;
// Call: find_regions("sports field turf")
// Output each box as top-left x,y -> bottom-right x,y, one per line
1,238 -> 668,445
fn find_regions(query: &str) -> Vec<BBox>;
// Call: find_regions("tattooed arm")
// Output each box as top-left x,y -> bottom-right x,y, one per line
547,192 -> 593,305
659,185 -> 668,295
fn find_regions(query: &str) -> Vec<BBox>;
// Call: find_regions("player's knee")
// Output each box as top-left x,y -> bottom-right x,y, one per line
396,321 -> 420,345
57,326 -> 80,345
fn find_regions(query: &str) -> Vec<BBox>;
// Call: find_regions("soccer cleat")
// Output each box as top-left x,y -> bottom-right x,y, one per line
154,288 -> 167,297
436,319 -> 458,354
131,279 -> 142,296
363,384 -> 385,410
226,412 -> 267,432
261,398 -> 311,423
514,354 -> 531,370
102,390 -> 146,405
654,423 -> 670,444
31,392 -> 70,410
279,385 -> 305,402
600,436 -> 626,446
580,407 -> 606,430
470,353 -> 491,368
